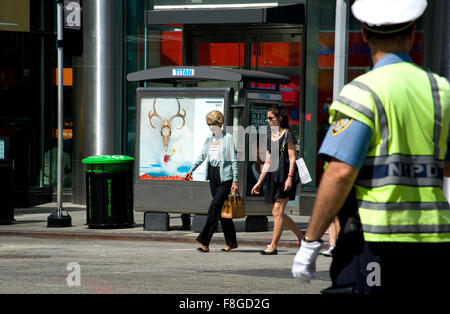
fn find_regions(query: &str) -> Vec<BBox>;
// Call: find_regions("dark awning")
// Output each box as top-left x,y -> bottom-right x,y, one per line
145,3 -> 305,25
127,66 -> 291,85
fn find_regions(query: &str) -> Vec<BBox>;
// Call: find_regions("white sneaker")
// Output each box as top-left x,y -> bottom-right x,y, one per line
322,244 -> 335,257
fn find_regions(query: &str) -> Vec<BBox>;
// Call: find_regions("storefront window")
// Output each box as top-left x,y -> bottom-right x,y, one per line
0,0 -> 74,195
124,0 -> 153,156
250,41 -> 301,138
198,43 -> 244,67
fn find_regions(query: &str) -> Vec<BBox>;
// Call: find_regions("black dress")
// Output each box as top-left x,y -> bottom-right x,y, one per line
264,130 -> 297,204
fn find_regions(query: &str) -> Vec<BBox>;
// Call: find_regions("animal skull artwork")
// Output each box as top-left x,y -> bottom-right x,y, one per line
148,98 -> 187,152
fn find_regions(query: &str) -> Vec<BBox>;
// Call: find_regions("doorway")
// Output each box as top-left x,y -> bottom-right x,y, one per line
185,23 -> 304,138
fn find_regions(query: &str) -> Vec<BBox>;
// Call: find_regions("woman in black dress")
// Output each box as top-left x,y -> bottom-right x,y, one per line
251,105 -> 303,255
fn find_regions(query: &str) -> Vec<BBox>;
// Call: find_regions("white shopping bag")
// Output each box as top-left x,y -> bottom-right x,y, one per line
296,158 -> 312,184
444,177 -> 450,204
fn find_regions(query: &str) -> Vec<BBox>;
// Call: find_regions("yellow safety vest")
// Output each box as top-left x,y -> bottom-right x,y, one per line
329,61 -> 450,243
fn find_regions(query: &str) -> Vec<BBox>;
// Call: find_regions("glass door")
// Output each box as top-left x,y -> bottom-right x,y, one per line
189,25 -> 303,134
250,32 -> 302,142
191,26 -> 249,93
189,25 -> 304,202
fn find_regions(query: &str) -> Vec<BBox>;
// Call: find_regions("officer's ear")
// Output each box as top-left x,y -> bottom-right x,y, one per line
361,26 -> 368,44
407,23 -> 417,51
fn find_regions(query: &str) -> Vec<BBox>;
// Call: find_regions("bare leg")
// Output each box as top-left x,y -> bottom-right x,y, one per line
283,214 -> 303,242
265,198 -> 288,252
328,217 -> 341,246
322,217 -> 341,256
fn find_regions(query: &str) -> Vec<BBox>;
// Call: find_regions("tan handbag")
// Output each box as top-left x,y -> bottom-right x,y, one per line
221,191 -> 246,219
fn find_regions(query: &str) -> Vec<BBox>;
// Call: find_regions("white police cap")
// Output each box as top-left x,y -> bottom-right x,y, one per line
351,0 -> 427,26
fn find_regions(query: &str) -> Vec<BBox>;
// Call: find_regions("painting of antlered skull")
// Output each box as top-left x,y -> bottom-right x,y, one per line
139,96 -> 224,181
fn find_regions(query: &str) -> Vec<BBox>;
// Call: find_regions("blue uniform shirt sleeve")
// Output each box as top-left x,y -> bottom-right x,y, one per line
318,117 -> 372,170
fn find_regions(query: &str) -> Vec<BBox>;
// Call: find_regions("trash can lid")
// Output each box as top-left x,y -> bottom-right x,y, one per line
82,155 -> 134,164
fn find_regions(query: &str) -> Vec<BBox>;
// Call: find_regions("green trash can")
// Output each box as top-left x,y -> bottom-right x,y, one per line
82,155 -> 135,228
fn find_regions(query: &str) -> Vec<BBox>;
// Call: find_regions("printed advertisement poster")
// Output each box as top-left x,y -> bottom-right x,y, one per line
139,96 -> 224,181
246,102 -> 271,197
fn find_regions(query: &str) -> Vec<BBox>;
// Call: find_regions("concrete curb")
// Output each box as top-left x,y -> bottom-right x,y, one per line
0,229 -> 329,250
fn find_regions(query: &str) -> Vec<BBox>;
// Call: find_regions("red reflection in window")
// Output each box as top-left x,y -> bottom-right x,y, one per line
197,43 -> 245,66
252,42 -> 301,67
160,31 -> 182,65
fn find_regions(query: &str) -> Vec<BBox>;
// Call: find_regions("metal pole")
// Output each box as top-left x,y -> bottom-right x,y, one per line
72,0 -> 123,204
333,0 -> 349,99
57,0 -> 64,210
48,0 -> 71,227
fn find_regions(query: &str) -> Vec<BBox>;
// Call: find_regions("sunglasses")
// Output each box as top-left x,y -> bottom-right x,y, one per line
207,122 -> 218,126
266,117 -> 277,122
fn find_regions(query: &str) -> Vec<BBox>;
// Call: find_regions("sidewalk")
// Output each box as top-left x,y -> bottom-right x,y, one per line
0,202 -> 329,249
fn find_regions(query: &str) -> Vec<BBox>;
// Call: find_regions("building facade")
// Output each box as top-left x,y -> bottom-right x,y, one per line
0,0 -> 448,213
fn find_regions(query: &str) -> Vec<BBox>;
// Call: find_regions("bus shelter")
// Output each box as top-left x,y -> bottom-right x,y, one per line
127,66 -> 290,231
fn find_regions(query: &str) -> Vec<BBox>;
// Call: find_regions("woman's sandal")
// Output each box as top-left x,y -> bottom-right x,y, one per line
221,244 -> 238,252
260,249 -> 278,255
196,246 -> 209,253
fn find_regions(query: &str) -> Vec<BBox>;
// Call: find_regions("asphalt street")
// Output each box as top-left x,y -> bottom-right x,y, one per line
0,235 -> 332,294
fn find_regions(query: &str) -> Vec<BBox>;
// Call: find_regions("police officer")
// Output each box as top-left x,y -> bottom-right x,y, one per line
292,0 -> 450,294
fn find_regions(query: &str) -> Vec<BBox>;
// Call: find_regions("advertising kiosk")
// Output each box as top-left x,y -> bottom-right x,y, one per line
127,66 -> 290,231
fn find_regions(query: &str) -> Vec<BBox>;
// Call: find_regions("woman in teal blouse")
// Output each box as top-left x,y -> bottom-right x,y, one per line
185,110 -> 239,253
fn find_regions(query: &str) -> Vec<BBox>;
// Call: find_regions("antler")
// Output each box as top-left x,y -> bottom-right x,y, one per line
170,98 -> 186,130
148,98 -> 163,129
